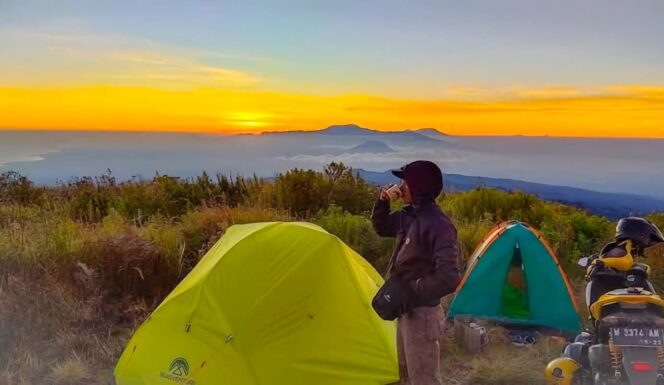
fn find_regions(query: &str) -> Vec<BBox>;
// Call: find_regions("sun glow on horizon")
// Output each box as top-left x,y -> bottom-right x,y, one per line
1,85 -> 664,138
225,112 -> 274,129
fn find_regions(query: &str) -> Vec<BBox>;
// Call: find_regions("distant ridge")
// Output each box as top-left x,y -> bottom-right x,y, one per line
357,169 -> 664,219
347,140 -> 396,154
317,124 -> 378,135
259,124 -> 378,136
414,128 -> 449,139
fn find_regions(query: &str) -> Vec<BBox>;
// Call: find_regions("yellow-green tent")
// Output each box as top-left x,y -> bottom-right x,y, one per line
114,222 -> 398,385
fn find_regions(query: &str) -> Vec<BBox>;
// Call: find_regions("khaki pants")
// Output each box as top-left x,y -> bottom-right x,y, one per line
397,306 -> 445,385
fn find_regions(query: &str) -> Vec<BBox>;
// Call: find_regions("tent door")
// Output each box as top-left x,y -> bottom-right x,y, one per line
500,243 -> 530,319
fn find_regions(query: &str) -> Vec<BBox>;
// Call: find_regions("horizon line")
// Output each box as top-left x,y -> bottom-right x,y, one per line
1,127 -> 664,140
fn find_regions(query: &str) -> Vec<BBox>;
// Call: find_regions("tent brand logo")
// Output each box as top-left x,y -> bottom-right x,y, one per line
170,358 -> 189,376
159,357 -> 196,385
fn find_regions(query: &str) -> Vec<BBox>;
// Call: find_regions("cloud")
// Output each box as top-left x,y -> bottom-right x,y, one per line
439,85 -> 588,101
277,148 -> 469,166
105,51 -> 260,86
197,66 -> 258,85
510,86 -> 583,99
0,27 -> 262,88
108,53 -> 172,66
604,85 -> 664,99
438,84 -> 664,103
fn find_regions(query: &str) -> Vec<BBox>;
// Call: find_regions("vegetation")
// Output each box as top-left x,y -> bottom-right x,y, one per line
0,163 -> 659,385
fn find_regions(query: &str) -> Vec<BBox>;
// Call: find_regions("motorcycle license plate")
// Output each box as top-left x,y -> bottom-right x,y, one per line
610,327 -> 664,347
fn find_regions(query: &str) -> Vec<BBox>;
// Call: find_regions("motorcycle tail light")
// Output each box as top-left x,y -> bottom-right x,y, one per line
632,362 -> 653,372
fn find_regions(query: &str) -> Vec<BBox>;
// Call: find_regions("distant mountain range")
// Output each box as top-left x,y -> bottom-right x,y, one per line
263,124 -> 445,143
357,169 -> 664,219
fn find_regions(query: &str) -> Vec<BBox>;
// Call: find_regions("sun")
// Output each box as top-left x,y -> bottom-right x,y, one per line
225,112 -> 272,129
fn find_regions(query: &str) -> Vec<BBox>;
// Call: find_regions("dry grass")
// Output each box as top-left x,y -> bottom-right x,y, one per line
439,325 -> 566,385
47,354 -> 92,385
0,271 -> 133,385
465,346 -> 547,385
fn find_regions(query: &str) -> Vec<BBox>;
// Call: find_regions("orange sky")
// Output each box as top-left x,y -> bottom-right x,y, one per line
1,85 -> 663,138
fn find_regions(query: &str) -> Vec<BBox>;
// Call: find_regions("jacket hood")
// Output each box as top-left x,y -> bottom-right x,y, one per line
392,160 -> 443,200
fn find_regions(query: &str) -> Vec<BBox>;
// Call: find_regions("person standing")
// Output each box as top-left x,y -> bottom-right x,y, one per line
371,160 -> 460,385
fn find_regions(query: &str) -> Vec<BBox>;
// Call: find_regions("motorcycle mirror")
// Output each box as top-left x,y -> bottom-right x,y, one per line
578,257 -> 590,267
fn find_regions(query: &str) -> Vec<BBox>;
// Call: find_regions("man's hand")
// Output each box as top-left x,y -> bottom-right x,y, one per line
379,186 -> 391,201
381,184 -> 403,201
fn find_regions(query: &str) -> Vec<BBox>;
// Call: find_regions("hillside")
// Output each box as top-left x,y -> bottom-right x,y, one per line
2,163 -> 663,384
358,169 -> 664,219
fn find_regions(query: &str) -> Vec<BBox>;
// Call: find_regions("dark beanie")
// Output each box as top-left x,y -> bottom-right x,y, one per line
391,160 -> 443,199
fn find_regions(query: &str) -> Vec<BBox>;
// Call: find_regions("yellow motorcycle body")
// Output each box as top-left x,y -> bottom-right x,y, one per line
547,245 -> 664,385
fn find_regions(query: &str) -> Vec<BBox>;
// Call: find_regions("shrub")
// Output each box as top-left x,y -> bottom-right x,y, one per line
315,206 -> 394,272
178,207 -> 229,265
114,180 -> 167,222
441,188 -> 613,271
94,230 -> 178,302
0,171 -> 44,205
226,205 -> 291,225
455,219 -> 494,264
272,163 -> 375,217
65,174 -> 118,222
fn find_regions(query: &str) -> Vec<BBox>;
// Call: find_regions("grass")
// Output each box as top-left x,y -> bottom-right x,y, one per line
47,354 -> 92,385
467,350 -> 546,385
466,342 -> 561,385
438,325 -> 566,385
0,269 -> 133,384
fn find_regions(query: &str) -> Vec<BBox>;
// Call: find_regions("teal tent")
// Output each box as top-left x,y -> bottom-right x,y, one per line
448,221 -> 581,334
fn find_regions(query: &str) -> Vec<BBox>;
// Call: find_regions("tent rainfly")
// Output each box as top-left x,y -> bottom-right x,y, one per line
114,222 -> 398,385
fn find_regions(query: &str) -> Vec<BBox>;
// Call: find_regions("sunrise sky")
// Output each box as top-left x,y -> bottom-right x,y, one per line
1,0 -> 663,137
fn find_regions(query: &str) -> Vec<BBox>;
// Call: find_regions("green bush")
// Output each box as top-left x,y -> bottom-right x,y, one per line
66,175 -> 118,222
315,206 -> 394,272
441,188 -> 613,271
455,219 -> 494,264
272,163 -> 375,217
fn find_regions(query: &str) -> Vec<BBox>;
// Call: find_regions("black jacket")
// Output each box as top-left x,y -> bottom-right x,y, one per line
371,197 -> 460,307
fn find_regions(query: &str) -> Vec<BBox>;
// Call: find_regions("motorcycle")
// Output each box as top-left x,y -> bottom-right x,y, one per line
546,238 -> 664,385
